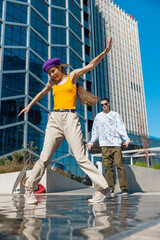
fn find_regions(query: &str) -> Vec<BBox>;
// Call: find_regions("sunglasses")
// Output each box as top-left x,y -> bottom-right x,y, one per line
101,103 -> 108,107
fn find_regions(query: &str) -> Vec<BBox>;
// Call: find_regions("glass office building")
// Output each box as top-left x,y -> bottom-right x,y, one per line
0,0 -> 150,177
0,0 -> 95,178
91,0 -> 148,136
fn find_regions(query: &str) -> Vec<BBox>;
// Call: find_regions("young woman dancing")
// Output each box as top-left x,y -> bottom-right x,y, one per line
19,37 -> 113,204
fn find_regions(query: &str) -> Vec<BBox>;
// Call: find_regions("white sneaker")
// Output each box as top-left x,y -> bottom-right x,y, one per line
23,177 -> 38,204
88,188 -> 111,203
111,191 -> 115,197
24,189 -> 38,204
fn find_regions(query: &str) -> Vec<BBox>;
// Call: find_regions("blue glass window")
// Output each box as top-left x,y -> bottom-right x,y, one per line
28,105 -> 48,132
76,78 -> 84,117
6,2 -> 27,24
79,117 -> 85,138
28,126 -> 45,155
30,30 -> 48,60
0,1 -> 3,18
54,139 -> 68,156
0,23 -> 2,42
51,8 -> 66,26
14,0 -> 27,2
5,25 -> 27,46
51,92 -> 54,109
51,47 -> 67,64
31,0 -> 48,20
70,50 -> 83,69
31,9 -> 48,40
62,155 -> 84,178
62,155 -> 72,168
69,14 -> 82,39
69,31 -> 82,57
51,27 -> 66,45
76,96 -> 84,117
51,0 -> 66,8
76,0 -> 81,5
69,0 -> 81,20
2,73 -> 25,98
0,125 -> 24,155
0,98 -> 24,126
29,52 -> 48,83
29,75 -> 48,108
3,48 -> 26,70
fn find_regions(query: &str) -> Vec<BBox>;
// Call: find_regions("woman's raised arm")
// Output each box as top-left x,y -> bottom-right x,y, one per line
18,81 -> 52,117
70,37 -> 113,84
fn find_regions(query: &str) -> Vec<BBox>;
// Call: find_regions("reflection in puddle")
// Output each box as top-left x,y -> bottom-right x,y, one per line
81,202 -> 110,240
0,195 -> 46,239
0,194 -> 160,239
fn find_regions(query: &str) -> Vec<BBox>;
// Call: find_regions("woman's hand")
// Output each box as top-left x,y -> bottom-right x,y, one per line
18,106 -> 30,117
104,37 -> 113,54
18,85 -> 51,117
70,37 -> 113,82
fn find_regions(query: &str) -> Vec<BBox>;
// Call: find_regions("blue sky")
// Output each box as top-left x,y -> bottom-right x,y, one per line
113,0 -> 160,138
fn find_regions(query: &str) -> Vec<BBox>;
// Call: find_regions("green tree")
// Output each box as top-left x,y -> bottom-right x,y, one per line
0,157 -> 10,166
12,151 -> 25,164
24,141 -> 38,164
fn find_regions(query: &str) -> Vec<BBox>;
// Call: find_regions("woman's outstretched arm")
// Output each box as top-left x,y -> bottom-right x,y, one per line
18,82 -> 52,116
70,37 -> 113,84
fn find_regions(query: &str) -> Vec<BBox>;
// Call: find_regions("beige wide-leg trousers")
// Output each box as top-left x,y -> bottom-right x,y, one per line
27,112 -> 108,191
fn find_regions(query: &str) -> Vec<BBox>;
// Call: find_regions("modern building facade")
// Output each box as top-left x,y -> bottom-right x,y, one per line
91,0 -> 148,136
0,0 -> 149,177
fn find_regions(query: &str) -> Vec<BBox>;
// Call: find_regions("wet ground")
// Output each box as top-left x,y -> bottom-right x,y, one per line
0,193 -> 160,239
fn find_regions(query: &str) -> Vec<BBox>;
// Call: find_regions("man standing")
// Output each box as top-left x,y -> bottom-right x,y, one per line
87,98 -> 132,196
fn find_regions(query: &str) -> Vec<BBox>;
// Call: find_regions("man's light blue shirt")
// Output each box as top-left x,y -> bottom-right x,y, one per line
89,111 -> 130,147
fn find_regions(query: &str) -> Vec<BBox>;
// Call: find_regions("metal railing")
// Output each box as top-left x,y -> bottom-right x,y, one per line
91,147 -> 160,173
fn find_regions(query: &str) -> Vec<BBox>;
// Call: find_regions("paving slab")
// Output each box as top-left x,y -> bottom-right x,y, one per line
124,223 -> 160,239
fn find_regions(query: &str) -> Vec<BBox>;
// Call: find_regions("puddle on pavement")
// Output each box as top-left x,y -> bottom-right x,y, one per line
0,194 -> 160,239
